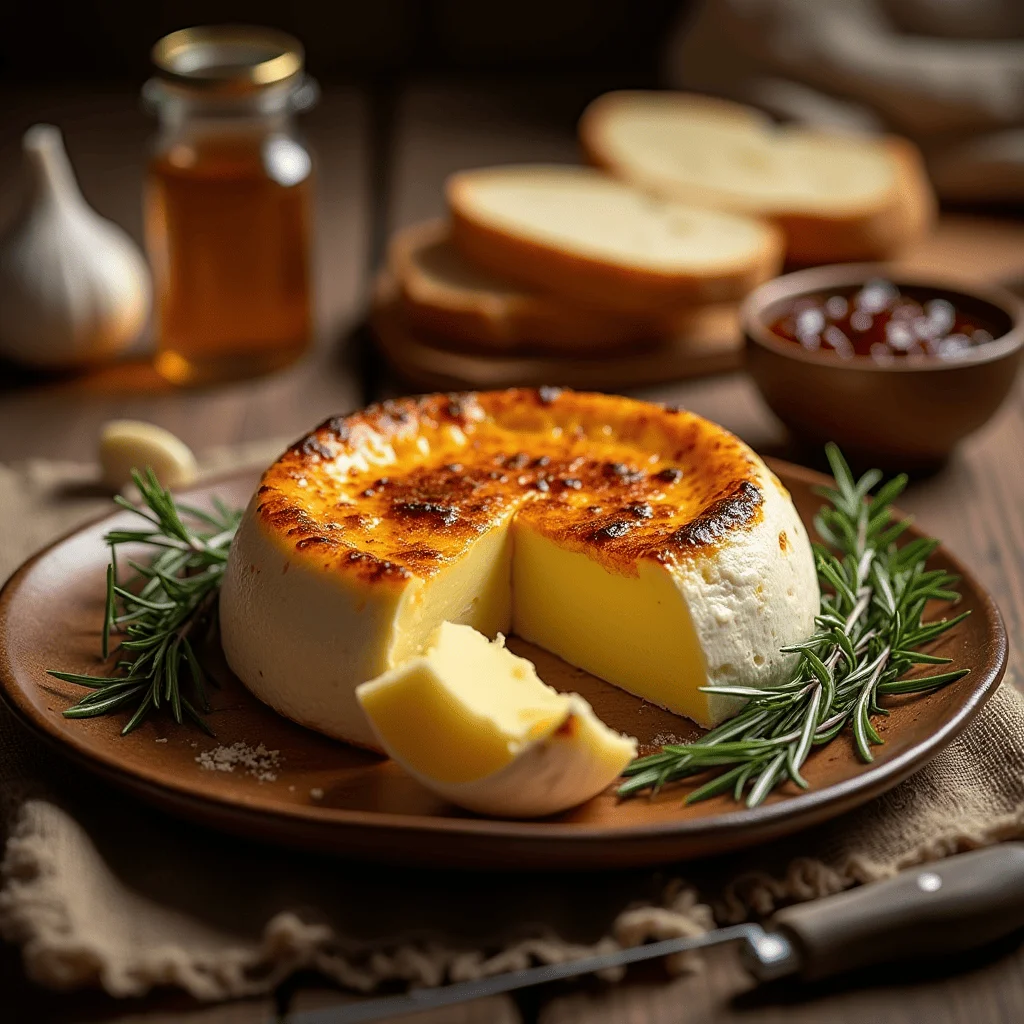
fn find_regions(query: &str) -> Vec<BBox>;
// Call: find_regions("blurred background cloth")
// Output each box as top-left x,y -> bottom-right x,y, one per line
666,0 -> 1024,202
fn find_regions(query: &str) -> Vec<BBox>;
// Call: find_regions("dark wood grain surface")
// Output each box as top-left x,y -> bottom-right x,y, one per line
1,82 -> 1023,1023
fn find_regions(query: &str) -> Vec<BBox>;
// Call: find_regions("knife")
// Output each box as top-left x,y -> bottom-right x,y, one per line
288,843 -> 1024,1023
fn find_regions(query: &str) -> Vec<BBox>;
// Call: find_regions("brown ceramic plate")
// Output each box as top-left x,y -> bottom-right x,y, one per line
0,461 -> 1007,870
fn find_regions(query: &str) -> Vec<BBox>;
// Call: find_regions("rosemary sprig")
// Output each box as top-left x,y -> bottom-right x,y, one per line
618,443 -> 969,808
48,469 -> 242,735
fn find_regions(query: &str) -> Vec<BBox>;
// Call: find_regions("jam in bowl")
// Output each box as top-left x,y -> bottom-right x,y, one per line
768,279 -> 1000,363
743,264 -> 1024,467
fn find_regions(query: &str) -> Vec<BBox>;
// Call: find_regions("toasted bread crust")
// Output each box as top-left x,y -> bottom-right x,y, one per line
580,91 -> 936,265
253,389 -> 769,582
370,277 -> 743,392
388,220 -> 672,352
447,174 -> 784,312
768,138 -> 936,264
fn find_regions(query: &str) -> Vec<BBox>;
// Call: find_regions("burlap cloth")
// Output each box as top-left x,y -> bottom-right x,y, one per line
1,449 -> 1022,1002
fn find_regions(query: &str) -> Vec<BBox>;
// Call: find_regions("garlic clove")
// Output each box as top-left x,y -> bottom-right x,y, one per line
0,125 -> 151,370
100,420 -> 198,491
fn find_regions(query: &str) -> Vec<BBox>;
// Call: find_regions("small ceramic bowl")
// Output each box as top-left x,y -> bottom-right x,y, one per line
743,264 -> 1024,468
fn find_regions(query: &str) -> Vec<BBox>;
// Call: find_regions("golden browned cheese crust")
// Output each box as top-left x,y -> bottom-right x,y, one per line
254,389 -> 767,582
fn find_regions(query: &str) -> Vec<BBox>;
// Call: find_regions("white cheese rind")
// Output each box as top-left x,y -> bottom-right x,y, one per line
219,501 -> 514,749
511,465 -> 819,729
218,500 -> 406,750
357,632 -> 638,819
392,695 -> 638,818
672,469 -> 820,726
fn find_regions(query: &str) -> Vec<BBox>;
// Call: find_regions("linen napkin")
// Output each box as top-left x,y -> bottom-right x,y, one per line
1,452 -> 1022,1001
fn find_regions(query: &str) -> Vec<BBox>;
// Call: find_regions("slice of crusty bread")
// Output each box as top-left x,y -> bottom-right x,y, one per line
389,219 -> 709,352
580,91 -> 935,265
446,165 -> 783,312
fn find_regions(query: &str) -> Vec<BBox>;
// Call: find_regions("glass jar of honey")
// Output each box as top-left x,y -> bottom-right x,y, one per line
144,27 -> 317,385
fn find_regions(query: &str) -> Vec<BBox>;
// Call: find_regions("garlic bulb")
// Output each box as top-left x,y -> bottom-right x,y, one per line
0,124 -> 151,369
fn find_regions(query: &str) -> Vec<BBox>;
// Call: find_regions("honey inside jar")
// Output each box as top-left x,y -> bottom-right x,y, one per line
144,26 -> 317,386
147,134 -> 313,385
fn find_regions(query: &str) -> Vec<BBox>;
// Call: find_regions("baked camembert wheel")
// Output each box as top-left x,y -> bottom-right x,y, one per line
220,389 -> 819,749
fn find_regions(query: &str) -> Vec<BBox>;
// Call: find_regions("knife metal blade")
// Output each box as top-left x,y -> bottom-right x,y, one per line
288,923 -> 796,1023
287,842 -> 1024,1023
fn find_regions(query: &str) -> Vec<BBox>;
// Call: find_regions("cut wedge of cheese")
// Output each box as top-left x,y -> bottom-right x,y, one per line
219,389 -> 819,749
389,219 -> 700,353
579,91 -> 935,265
447,165 -> 783,311
356,622 -> 637,817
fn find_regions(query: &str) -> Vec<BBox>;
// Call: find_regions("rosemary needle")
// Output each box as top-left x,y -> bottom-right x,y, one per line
49,468 -> 242,735
618,443 -> 969,808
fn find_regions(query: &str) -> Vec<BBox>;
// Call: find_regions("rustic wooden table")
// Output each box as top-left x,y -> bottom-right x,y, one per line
2,82 -> 1023,1023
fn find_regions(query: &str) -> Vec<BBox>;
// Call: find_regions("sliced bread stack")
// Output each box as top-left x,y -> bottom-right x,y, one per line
380,164 -> 783,360
386,219 -> 664,353
580,91 -> 936,265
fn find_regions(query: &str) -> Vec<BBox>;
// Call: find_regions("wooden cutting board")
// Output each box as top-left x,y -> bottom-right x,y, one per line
371,281 -> 743,391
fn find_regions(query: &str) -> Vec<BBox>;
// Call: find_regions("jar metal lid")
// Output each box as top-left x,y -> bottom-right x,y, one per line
151,25 -> 304,94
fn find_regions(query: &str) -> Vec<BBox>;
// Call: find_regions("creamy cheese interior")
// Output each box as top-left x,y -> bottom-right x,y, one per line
356,622 -> 637,817
389,508 -> 514,666
366,481 -> 811,732
358,622 -> 569,784
511,524 -> 709,725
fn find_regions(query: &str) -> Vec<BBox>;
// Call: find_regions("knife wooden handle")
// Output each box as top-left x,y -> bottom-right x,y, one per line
771,843 -> 1024,981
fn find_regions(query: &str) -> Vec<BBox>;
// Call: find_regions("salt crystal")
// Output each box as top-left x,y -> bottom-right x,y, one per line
310,787 -> 325,800
155,737 -> 168,744
651,732 -> 683,747
195,741 -> 282,782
